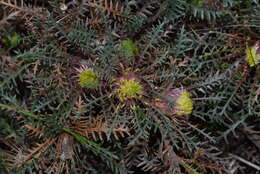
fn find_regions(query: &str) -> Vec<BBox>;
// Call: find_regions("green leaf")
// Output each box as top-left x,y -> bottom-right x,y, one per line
63,128 -> 119,160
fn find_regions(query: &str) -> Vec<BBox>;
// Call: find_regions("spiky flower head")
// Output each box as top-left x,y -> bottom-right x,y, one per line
245,43 -> 260,67
116,73 -> 143,101
76,65 -> 98,89
155,88 -> 193,115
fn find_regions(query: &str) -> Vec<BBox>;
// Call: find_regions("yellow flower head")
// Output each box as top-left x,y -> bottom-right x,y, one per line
159,88 -> 193,115
76,65 -> 98,88
116,75 -> 143,101
246,44 -> 260,67
175,91 -> 193,115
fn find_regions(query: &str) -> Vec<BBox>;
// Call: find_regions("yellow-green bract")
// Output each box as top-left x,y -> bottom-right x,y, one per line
246,46 -> 260,67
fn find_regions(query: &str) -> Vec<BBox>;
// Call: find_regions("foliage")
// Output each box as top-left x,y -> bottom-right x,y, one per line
0,0 -> 260,174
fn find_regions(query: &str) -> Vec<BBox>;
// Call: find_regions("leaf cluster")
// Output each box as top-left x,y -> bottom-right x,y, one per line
0,0 -> 260,174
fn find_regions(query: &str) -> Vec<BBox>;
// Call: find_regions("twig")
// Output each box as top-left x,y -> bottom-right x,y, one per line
0,11 -> 20,26
229,153 -> 260,171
